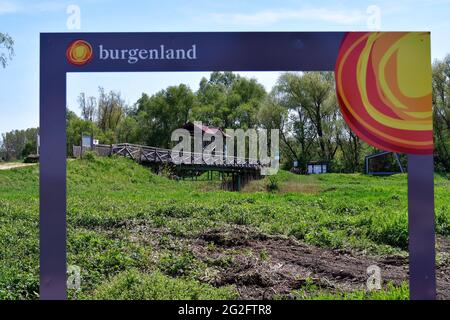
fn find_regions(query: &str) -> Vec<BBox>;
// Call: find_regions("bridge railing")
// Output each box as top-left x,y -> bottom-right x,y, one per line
111,143 -> 265,168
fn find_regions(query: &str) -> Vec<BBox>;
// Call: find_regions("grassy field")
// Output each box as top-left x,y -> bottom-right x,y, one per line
0,155 -> 449,300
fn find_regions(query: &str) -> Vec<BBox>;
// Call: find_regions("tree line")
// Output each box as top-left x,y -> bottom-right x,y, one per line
0,128 -> 38,161
66,71 -> 361,171
2,59 -> 450,173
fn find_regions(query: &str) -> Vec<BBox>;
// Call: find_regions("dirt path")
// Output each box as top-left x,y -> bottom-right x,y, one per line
0,162 -> 36,170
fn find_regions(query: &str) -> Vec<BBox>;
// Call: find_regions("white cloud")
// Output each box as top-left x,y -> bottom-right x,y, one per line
0,1 -> 19,15
31,1 -> 69,13
210,8 -> 366,26
0,0 -> 70,15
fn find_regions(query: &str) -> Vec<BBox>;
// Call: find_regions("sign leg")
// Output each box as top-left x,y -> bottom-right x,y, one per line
408,154 -> 436,300
40,36 -> 67,299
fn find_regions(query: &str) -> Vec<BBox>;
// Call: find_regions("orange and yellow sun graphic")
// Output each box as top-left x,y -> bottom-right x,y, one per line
66,39 -> 93,66
335,32 -> 433,155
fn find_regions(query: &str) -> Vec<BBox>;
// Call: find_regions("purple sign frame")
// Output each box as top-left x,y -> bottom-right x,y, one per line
40,32 -> 435,300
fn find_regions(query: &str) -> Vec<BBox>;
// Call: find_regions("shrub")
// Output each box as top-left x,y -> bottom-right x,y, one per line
82,151 -> 97,161
266,176 -> 279,192
158,251 -> 199,277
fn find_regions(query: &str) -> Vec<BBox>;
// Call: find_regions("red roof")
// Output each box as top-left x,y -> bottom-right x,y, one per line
183,122 -> 230,137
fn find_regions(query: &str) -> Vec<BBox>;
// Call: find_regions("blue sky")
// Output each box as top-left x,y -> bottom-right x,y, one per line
1,0 -> 450,133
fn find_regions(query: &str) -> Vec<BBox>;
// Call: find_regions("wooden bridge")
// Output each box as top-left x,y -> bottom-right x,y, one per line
74,143 -> 265,190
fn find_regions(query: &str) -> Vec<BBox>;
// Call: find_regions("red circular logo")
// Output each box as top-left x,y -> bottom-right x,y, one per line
66,40 -> 93,66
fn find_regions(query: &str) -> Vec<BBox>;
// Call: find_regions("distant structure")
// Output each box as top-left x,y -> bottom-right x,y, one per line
306,161 -> 329,174
291,160 -> 329,174
182,122 -> 228,137
182,122 -> 229,152
82,134 -> 92,148
365,151 -> 405,175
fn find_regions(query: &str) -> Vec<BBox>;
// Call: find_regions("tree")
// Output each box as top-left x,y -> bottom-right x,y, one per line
116,114 -> 139,144
432,55 -> 450,172
336,124 -> 365,172
22,141 -> 37,158
272,72 -> 340,170
258,89 -> 312,170
291,72 -> 339,162
0,32 -> 14,68
0,128 -> 38,161
78,92 -> 96,122
66,110 -> 97,155
96,87 -> 126,133
135,84 -> 196,148
194,72 -> 266,129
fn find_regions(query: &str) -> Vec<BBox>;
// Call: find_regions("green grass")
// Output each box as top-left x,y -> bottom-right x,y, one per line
90,269 -> 237,300
0,155 -> 449,299
284,278 -> 409,300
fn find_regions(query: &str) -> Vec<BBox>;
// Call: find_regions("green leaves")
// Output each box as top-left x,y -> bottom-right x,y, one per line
194,72 -> 266,129
0,32 -> 14,68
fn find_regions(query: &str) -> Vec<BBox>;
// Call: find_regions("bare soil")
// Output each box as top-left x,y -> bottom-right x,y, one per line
195,226 -> 450,299
120,222 -> 450,300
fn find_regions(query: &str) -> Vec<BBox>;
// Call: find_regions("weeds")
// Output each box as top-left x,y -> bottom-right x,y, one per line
90,269 -> 237,300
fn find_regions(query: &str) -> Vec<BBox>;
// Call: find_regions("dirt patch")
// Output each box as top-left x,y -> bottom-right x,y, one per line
241,176 -> 320,194
279,181 -> 320,193
193,226 -> 450,300
106,221 -> 450,300
201,228 -> 268,247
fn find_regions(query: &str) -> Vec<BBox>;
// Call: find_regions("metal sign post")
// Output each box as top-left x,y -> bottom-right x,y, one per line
408,154 -> 436,299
